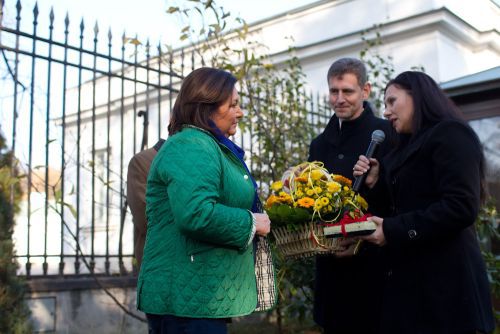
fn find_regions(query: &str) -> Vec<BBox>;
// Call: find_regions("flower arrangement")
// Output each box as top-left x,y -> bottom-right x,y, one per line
265,161 -> 368,229
265,161 -> 372,258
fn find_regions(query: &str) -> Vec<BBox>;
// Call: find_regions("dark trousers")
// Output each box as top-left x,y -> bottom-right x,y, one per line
146,314 -> 228,334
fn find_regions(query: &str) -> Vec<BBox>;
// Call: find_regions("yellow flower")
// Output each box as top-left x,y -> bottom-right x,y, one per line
271,181 -> 283,192
265,162 -> 369,230
279,192 -> 293,204
311,169 -> 323,180
355,194 -> 368,210
327,181 -> 341,193
297,197 -> 315,208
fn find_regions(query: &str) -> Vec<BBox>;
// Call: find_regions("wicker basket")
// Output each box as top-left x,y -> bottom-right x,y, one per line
272,222 -> 343,259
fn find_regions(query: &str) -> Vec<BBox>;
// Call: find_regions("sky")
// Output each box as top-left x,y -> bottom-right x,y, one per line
2,0 -> 319,48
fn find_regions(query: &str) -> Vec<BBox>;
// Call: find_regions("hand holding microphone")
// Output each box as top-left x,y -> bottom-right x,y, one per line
352,130 -> 385,192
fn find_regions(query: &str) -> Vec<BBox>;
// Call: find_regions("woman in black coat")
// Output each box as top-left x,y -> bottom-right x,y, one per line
354,71 -> 495,334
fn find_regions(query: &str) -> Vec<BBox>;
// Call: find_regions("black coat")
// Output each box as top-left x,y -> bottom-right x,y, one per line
309,103 -> 393,333
371,120 -> 495,334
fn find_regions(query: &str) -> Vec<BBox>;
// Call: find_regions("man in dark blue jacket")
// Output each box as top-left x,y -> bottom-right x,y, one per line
309,58 -> 393,334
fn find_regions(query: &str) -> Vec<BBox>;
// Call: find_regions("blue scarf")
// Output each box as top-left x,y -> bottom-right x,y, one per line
208,121 -> 262,213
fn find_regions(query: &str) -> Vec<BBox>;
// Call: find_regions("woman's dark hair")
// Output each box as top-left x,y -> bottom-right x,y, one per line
168,67 -> 237,136
385,71 -> 464,134
385,71 -> 487,202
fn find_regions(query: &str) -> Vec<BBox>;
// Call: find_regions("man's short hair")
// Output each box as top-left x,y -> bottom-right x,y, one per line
327,58 -> 368,87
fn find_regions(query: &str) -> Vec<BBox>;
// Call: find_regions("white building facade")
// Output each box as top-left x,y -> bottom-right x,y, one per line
249,0 -> 499,93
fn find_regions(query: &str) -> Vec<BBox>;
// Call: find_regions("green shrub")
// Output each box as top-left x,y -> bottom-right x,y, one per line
0,133 -> 31,334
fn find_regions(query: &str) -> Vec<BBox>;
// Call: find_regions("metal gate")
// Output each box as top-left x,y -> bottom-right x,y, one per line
0,0 -> 332,280
0,0 -> 192,278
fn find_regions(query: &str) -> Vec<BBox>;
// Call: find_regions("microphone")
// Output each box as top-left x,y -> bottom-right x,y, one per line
352,129 -> 386,192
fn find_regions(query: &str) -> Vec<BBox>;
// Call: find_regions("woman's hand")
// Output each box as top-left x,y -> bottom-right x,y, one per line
360,216 -> 386,246
254,213 -> 271,236
353,155 -> 380,189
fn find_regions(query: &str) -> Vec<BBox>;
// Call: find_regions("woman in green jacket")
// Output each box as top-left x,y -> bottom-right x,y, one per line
137,67 -> 276,333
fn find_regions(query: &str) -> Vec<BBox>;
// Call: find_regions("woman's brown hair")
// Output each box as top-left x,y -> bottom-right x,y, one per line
168,67 -> 237,136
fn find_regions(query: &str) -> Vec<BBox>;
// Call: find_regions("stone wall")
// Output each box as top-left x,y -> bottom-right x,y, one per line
26,277 -> 147,333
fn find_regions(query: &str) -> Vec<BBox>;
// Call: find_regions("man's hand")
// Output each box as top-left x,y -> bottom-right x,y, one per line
335,238 -> 362,258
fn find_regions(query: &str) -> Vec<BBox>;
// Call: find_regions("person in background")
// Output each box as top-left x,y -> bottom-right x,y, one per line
308,57 -> 393,334
137,67 -> 276,334
354,71 -> 495,334
127,139 -> 164,270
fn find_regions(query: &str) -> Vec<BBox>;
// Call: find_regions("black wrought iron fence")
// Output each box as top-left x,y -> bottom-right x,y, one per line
0,0 -> 332,279
0,0 -> 190,278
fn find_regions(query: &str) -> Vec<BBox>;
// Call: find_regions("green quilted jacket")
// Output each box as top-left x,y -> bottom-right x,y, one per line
137,126 -> 259,318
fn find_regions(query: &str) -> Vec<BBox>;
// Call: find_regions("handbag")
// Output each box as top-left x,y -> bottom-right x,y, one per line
254,236 -> 278,312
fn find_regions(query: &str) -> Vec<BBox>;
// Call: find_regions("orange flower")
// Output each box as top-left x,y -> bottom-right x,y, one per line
266,194 -> 279,208
333,174 -> 352,187
297,197 -> 315,208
